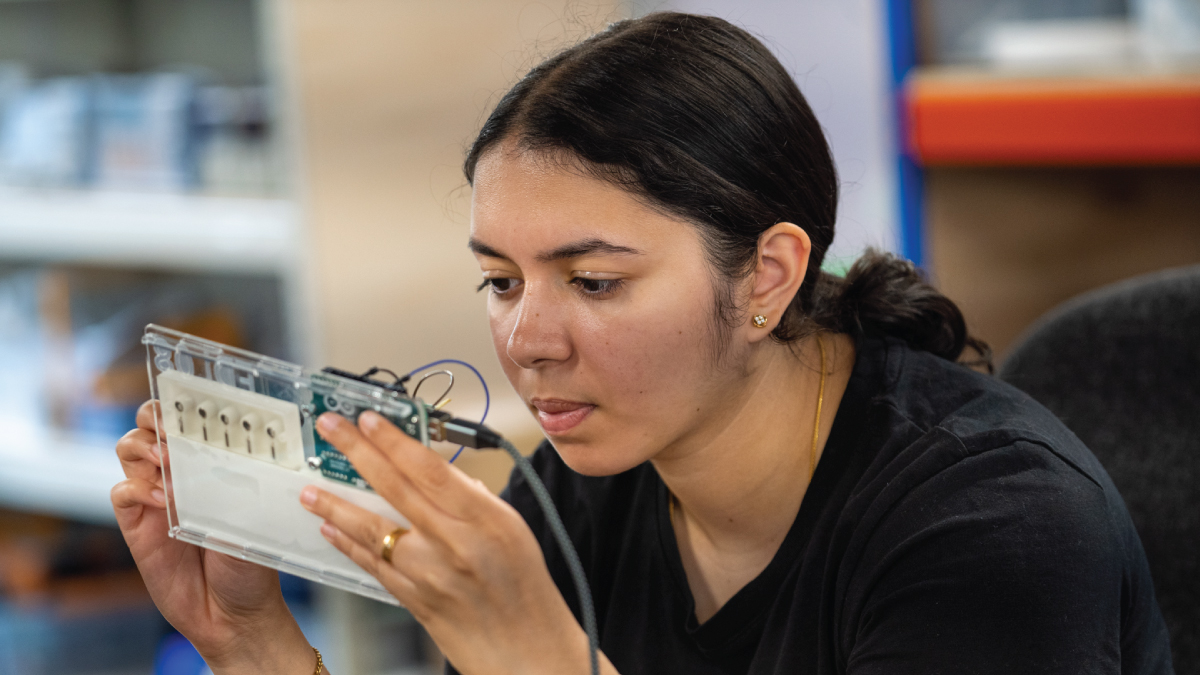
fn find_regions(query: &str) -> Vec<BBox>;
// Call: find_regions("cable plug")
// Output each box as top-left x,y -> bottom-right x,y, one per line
430,414 -> 504,449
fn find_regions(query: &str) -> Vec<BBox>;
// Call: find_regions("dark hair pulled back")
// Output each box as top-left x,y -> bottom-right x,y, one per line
464,11 -> 987,366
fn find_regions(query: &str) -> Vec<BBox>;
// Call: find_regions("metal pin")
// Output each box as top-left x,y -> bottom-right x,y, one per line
265,421 -> 283,461
173,396 -> 194,435
218,408 -> 237,448
241,415 -> 261,455
198,402 -> 216,442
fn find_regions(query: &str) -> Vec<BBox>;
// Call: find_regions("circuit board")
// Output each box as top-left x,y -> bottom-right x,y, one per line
145,323 -> 434,605
308,373 -> 427,491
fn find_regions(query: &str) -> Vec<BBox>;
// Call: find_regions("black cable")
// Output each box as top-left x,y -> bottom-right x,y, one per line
442,419 -> 600,675
322,366 -> 411,395
500,438 -> 600,675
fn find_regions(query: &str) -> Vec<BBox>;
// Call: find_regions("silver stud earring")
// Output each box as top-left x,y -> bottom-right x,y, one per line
752,314 -> 768,328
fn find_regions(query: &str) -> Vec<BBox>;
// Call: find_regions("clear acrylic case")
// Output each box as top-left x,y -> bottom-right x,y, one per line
143,324 -> 431,605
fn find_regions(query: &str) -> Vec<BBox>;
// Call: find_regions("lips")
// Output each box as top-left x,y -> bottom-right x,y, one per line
531,398 -> 595,434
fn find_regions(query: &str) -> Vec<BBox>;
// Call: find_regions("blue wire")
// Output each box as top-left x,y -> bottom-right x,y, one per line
404,359 -> 490,463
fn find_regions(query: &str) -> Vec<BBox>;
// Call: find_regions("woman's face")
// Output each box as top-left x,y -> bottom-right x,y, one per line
470,146 -> 753,476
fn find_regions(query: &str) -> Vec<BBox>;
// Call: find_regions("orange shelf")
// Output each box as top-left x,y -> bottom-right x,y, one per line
905,69 -> 1200,165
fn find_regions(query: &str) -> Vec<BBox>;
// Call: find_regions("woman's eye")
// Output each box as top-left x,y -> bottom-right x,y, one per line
477,278 -> 521,295
571,277 -> 624,297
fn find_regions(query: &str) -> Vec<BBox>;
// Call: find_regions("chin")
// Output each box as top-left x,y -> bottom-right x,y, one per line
545,436 -> 649,477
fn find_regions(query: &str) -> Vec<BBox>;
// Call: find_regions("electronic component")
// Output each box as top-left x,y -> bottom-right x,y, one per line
158,369 -> 305,469
144,324 -> 432,604
307,372 -> 426,491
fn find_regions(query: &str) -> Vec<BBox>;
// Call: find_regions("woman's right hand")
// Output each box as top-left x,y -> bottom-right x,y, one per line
111,400 -> 318,675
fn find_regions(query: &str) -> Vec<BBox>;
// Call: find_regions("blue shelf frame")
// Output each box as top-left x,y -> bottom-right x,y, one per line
886,0 -> 925,267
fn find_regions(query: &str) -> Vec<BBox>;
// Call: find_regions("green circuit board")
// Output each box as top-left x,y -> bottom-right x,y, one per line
309,374 -> 427,491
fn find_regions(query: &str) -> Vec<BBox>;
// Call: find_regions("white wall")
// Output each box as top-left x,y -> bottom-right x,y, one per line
634,0 -> 899,269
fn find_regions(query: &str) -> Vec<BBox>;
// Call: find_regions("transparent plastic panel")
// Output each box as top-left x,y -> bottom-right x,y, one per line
143,324 -> 433,605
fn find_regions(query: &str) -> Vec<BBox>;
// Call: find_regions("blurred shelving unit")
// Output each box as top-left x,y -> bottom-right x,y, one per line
0,189 -> 300,273
906,67 -> 1200,165
902,61 -> 1200,360
0,0 -> 312,524
900,1 -> 1200,360
0,432 -> 136,526
903,64 -> 1200,357
0,2 -> 325,672
0,189 -> 305,525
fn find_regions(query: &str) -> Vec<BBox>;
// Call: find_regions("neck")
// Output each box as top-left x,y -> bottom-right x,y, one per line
652,333 -> 854,559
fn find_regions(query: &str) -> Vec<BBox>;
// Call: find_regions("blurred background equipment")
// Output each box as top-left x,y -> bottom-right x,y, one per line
920,0 -> 1200,67
0,74 -> 91,187
0,507 -> 163,675
0,0 -> 280,195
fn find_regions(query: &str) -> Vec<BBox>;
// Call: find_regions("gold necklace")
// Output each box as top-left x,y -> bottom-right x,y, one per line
810,334 -> 827,479
669,334 -> 828,521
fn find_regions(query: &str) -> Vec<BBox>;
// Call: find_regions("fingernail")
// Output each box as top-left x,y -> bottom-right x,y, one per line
317,413 -> 339,435
152,444 -> 163,460
151,488 -> 165,505
320,522 -> 337,539
300,486 -> 317,507
360,410 -> 380,431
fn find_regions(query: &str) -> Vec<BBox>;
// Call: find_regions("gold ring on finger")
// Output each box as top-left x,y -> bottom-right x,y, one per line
380,526 -> 409,564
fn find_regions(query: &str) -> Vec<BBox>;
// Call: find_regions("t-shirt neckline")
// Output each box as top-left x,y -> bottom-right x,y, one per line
652,335 -> 887,657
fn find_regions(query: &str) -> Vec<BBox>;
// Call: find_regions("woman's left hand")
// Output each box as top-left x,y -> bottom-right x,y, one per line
300,410 -> 604,675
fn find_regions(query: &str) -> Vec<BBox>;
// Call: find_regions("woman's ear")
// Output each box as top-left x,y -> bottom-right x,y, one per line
747,222 -> 811,342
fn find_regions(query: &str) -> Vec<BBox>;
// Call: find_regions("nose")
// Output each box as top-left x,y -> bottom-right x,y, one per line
506,285 -> 572,369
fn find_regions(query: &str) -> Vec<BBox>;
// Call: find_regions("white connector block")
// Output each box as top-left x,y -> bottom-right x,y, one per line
157,370 -> 305,470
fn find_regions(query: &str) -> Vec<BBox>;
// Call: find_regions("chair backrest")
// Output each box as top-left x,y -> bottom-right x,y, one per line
999,264 -> 1200,673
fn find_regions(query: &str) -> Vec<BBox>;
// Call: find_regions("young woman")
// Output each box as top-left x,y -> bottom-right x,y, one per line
112,12 -> 1173,675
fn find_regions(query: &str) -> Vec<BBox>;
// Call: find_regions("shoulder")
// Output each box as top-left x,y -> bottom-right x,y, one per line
831,341 -> 1168,671
846,339 -> 1133,562
862,337 -> 1114,496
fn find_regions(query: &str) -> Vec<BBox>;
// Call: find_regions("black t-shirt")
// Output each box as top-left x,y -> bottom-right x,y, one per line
451,337 -> 1173,674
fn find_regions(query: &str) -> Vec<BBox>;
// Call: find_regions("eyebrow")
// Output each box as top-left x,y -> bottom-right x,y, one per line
468,238 -> 510,260
468,237 -> 642,263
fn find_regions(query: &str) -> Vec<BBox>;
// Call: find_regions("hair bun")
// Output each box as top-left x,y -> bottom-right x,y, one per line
815,249 -> 990,369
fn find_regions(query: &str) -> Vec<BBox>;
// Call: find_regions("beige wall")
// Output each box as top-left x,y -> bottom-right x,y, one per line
286,1 -> 626,490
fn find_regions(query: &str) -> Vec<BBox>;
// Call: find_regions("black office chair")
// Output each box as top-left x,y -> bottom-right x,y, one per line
999,264 -> 1200,673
